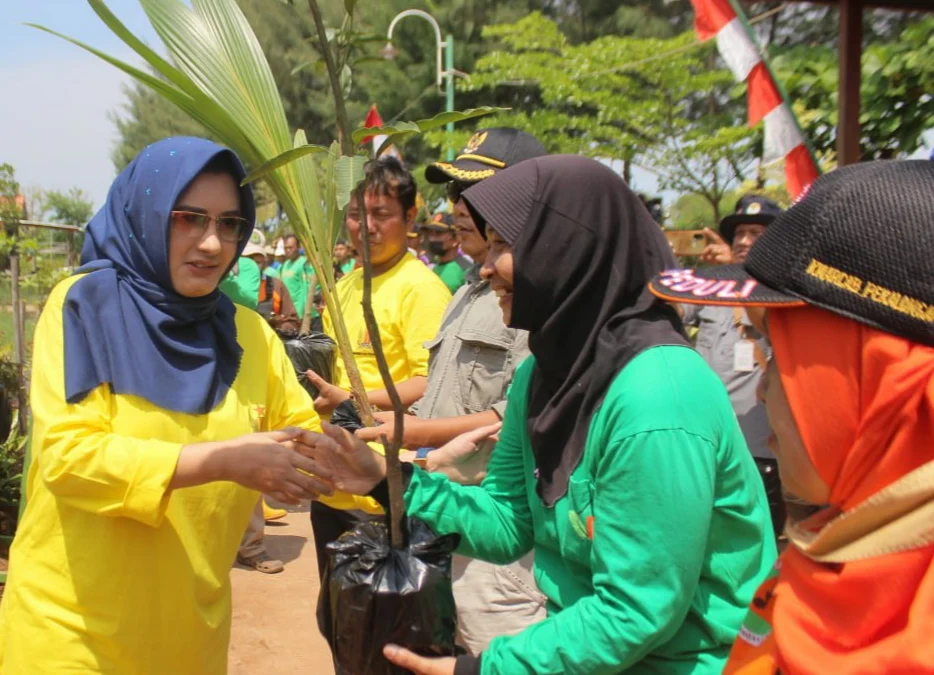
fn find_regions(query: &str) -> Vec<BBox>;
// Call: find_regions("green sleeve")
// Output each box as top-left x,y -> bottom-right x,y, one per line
218,257 -> 261,310
482,429 -> 717,675
403,365 -> 534,564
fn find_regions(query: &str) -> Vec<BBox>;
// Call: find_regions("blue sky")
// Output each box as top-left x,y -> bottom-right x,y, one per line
1,2 -> 159,209
0,2 -> 929,215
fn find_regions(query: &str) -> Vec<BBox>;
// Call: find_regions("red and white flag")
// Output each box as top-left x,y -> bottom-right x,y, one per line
690,0 -> 819,198
362,104 -> 402,163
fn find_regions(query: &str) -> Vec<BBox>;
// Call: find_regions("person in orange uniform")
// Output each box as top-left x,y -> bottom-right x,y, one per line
0,137 -> 333,674
649,159 -> 934,675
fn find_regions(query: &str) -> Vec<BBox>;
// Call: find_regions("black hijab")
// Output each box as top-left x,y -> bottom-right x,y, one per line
462,155 -> 689,507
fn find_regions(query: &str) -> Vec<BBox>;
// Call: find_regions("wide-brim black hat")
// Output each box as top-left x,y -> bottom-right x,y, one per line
425,127 -> 546,185
650,160 -> 934,348
718,194 -> 783,244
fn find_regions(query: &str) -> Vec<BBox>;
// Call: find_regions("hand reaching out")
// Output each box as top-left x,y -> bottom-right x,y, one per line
382,645 -> 456,675
288,423 -> 388,495
355,411 -> 423,447
306,370 -> 351,415
425,422 -> 502,485
700,228 -> 733,265
175,430 -> 335,505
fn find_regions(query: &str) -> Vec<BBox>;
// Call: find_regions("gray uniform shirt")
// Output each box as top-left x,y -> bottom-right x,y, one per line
683,304 -> 773,459
415,265 -> 529,421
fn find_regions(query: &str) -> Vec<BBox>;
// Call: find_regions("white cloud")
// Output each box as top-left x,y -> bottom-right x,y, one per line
0,51 -> 136,212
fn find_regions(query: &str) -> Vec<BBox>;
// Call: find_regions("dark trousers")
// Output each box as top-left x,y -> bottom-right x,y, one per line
310,501 -> 377,581
754,457 -> 787,539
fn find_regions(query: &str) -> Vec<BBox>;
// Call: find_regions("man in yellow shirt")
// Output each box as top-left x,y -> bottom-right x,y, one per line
309,156 -> 451,574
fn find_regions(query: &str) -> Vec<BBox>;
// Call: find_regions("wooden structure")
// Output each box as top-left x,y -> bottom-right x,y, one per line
782,0 -> 934,165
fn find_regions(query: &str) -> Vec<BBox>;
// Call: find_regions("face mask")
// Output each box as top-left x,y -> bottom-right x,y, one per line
427,241 -> 447,257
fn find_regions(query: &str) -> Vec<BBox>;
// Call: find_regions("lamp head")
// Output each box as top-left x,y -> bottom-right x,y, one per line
380,42 -> 399,61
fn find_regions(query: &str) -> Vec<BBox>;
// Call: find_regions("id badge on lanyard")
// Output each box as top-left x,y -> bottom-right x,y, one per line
734,340 -> 757,373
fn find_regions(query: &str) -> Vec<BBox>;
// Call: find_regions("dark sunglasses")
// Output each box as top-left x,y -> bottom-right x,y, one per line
170,210 -> 247,243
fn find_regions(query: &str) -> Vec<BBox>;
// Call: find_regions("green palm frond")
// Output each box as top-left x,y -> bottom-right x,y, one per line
30,0 -> 367,401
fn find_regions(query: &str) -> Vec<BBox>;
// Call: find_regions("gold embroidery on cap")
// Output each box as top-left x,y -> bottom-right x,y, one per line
463,131 -> 488,155
805,259 -> 934,324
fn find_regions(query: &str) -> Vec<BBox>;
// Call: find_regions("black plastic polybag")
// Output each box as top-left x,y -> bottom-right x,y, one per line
330,398 -> 364,433
282,332 -> 336,398
317,517 -> 460,675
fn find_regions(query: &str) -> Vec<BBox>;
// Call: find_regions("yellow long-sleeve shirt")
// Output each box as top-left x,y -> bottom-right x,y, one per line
0,275 -> 332,674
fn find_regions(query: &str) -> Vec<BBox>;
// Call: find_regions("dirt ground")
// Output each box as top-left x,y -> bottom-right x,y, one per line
228,503 -> 335,675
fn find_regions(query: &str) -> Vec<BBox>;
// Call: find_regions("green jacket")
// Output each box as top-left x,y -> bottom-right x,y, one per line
403,345 -> 776,674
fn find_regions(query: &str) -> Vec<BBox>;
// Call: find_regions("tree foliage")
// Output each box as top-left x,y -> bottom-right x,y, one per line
443,12 -> 755,219
107,1 -> 934,218
772,16 -> 934,161
44,188 -> 95,226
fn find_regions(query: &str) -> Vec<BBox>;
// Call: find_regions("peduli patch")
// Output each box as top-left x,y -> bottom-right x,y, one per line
648,267 -> 806,308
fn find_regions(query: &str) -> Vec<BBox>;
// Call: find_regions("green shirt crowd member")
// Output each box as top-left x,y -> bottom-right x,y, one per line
217,256 -> 261,310
423,212 -> 471,294
333,239 -> 356,276
279,234 -> 316,322
398,349 -> 773,674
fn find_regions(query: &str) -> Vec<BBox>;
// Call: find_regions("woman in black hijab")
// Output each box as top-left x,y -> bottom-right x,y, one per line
304,156 -> 776,675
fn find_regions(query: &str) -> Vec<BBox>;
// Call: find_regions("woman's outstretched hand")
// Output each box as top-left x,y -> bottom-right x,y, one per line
382,645 -> 456,675
173,430 -> 335,505
289,423 -> 388,496
425,422 -> 502,485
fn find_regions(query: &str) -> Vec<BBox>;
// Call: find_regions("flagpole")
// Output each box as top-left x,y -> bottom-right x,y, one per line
724,0 -> 822,174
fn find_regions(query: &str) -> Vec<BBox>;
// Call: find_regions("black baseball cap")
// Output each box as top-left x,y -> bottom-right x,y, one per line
718,194 -> 783,245
420,212 -> 456,233
425,127 -> 546,184
649,160 -> 934,348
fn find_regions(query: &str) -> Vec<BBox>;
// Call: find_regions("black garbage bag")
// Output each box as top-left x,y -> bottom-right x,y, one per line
330,398 -> 365,433
317,517 -> 460,675
282,332 -> 336,398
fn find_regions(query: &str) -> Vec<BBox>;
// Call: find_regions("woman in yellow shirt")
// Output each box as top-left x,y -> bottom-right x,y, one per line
0,137 -> 331,674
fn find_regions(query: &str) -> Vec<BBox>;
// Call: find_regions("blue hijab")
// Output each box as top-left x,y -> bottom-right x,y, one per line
63,137 -> 256,415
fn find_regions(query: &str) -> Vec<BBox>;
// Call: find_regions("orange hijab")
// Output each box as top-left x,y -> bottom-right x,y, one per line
729,305 -> 934,674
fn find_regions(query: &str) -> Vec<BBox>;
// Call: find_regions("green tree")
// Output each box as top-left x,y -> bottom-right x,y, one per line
45,188 -> 95,226
109,0 -> 636,174
669,174 -> 791,230
771,16 -> 934,161
112,83 -> 207,170
435,13 -> 755,219
0,165 -> 25,260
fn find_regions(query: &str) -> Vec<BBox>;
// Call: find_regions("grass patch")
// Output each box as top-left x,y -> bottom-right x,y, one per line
0,311 -> 37,352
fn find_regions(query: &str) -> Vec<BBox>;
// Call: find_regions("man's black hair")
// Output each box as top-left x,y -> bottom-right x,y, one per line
362,156 -> 417,214
283,233 -> 299,244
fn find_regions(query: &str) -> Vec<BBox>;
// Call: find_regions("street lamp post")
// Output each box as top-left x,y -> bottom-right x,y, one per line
383,9 -> 456,161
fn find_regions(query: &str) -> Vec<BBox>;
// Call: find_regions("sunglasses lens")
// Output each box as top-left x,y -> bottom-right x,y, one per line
171,211 -> 208,236
217,217 -> 246,242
